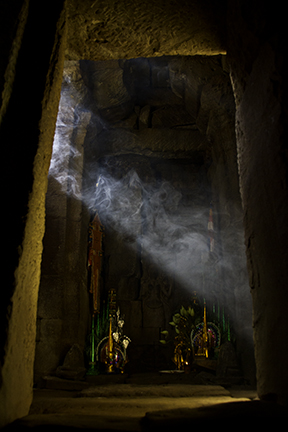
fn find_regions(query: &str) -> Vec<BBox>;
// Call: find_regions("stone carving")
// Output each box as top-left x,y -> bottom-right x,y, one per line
56,344 -> 86,381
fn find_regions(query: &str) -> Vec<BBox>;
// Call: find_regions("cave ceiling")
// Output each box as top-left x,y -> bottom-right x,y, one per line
61,0 -> 233,170
60,54 -> 234,163
66,0 -> 227,61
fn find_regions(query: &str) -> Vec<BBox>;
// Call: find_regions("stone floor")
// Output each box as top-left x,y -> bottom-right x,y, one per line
3,373 -> 287,430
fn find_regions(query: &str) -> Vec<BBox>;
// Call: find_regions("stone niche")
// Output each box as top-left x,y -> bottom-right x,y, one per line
34,55 -> 255,384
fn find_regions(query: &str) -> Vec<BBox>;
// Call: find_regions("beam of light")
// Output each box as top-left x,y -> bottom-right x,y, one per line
94,168 -> 214,295
48,66 -> 251,322
49,105 -> 243,302
46,63 -> 255,383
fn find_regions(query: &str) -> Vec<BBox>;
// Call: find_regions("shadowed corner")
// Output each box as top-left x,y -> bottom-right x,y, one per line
2,1 -> 287,429
141,400 -> 287,430
36,54 -> 255,385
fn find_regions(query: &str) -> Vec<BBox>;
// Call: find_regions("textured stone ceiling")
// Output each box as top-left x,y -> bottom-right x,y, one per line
66,0 -> 226,61
59,55 -> 233,163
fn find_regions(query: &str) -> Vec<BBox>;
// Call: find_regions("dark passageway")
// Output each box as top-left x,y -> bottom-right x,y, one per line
1,0 -> 287,428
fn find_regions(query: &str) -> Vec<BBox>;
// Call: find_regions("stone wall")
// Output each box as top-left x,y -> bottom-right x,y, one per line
34,101 -> 91,384
227,0 -> 288,403
97,154 -> 211,372
35,55 -> 254,381
5,1 -> 285,426
0,1 -> 67,427
66,0 -> 226,61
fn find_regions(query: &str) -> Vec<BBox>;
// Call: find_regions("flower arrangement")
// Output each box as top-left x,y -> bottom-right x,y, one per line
160,297 -> 233,370
112,308 -> 131,351
160,305 -> 196,370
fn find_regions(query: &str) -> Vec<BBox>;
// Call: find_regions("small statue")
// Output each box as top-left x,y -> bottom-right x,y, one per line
97,306 -> 131,374
173,342 -> 184,370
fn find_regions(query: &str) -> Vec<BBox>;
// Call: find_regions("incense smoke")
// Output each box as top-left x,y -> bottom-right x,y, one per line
92,167 -> 214,294
49,107 -> 214,295
46,61 -> 254,377
49,104 -> 242,300
48,64 -> 249,310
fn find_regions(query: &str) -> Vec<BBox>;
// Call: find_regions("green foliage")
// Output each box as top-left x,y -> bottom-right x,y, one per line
159,330 -> 169,344
188,306 -> 195,316
160,305 -> 198,350
159,297 -> 237,357
161,330 -> 169,336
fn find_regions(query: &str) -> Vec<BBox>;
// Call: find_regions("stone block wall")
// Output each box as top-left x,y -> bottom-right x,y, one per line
0,0 -> 67,426
35,54 -> 254,382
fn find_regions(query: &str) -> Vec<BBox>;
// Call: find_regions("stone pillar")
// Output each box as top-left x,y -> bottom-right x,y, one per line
207,112 -> 255,384
227,1 -> 288,404
34,90 -> 91,383
0,1 -> 66,427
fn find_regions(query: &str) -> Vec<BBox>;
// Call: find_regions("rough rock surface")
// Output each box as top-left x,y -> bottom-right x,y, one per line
35,55 -> 254,386
56,344 -> 87,380
6,380 -> 285,430
1,1 -> 287,429
66,0 -> 226,61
